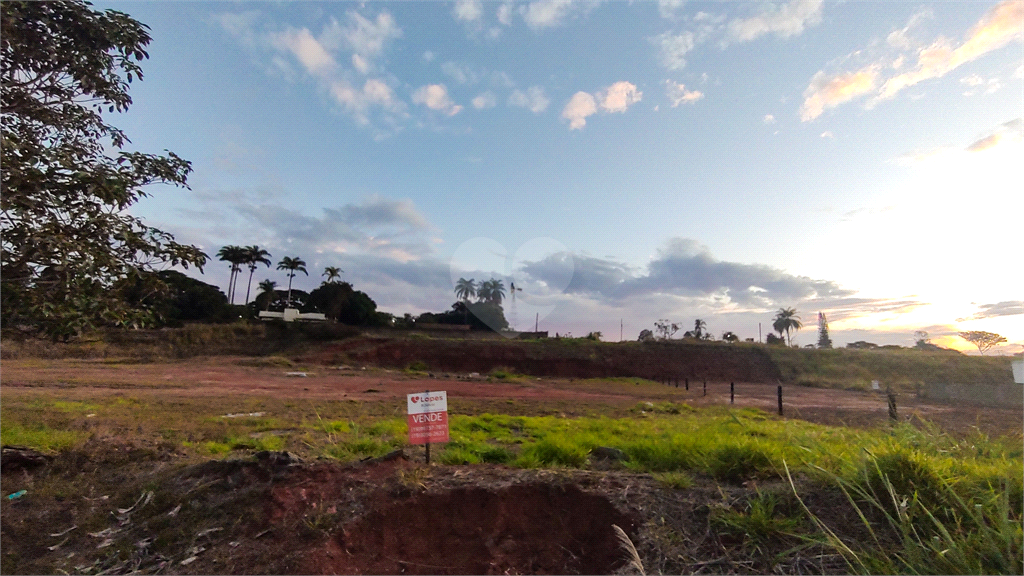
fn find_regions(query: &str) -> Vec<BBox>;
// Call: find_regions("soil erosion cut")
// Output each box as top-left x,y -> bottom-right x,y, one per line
322,483 -> 638,575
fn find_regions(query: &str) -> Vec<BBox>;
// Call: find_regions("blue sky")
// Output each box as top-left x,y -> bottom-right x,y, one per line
105,0 -> 1023,351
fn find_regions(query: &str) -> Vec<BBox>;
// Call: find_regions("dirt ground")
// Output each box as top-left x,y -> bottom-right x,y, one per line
3,357 -> 1020,436
2,356 -> 1021,575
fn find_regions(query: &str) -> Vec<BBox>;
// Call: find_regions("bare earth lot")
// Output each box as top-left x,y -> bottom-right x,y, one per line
3,356 -> 1018,436
2,356 -> 1020,574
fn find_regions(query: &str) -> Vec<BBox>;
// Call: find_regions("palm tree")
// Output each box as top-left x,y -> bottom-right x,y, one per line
217,245 -> 245,304
242,246 -> 272,305
276,256 -> 308,306
772,307 -> 803,346
693,319 -> 707,339
323,266 -> 343,284
454,278 -> 477,302
478,278 -> 506,304
257,279 -> 277,311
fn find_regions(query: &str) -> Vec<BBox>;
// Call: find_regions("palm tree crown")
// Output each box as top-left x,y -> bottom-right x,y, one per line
693,319 -> 707,339
478,278 -> 506,304
454,278 -> 477,302
323,266 -> 343,283
277,256 -> 308,306
242,246 -> 272,305
772,308 -> 803,346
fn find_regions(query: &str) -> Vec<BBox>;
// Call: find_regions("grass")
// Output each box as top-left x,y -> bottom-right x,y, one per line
1,390 -> 1019,575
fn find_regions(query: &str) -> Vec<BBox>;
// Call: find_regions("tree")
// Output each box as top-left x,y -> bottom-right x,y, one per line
638,329 -> 655,342
817,312 -> 833,349
1,0 -> 207,339
721,331 -> 739,343
276,256 -> 307,306
477,278 -> 506,304
654,319 -> 679,340
307,281 -> 378,325
772,308 -> 803,346
958,331 -> 1007,355
241,246 -> 271,305
454,277 -> 477,302
322,266 -> 343,284
216,246 -> 244,304
692,319 -> 707,339
256,279 -> 276,311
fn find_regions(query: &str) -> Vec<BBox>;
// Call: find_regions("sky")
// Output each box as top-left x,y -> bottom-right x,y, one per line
102,0 -> 1023,352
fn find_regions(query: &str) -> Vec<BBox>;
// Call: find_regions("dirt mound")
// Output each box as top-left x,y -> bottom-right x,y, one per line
320,483 -> 637,575
317,337 -> 784,383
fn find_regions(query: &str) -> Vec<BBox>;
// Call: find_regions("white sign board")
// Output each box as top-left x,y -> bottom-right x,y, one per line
407,391 -> 448,414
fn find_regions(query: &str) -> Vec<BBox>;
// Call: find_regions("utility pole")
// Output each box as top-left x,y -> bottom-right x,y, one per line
620,319 -> 623,341
758,323 -> 762,343
535,313 -> 539,333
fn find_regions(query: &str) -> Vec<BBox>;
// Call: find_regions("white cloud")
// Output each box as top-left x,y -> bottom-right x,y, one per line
664,80 -> 703,106
351,53 -> 369,74
652,31 -> 695,70
329,78 -> 405,125
508,86 -> 551,113
800,65 -> 878,121
521,0 -> 576,29
497,3 -> 514,26
657,0 -> 687,20
727,0 -> 823,43
452,0 -> 483,22
875,0 -> 1023,102
441,61 -> 480,85
322,10 -> 402,59
422,50 -> 435,62
412,84 -> 463,116
561,91 -> 597,130
763,114 -> 776,124
472,91 -> 497,109
820,130 -> 834,138
960,74 -> 984,87
271,28 -> 336,76
597,81 -> 643,112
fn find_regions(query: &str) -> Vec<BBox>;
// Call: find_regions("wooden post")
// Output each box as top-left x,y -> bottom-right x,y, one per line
674,378 -> 678,388
777,385 -> 783,416
685,378 -> 689,391
703,379 -> 706,397
730,382 -> 734,404
888,391 -> 898,422
425,389 -> 431,464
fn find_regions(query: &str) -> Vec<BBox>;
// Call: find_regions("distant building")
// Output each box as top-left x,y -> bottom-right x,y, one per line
258,308 -> 327,322
1013,357 -> 1023,384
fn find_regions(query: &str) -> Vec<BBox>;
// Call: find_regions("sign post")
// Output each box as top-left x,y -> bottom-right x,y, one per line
407,390 -> 449,464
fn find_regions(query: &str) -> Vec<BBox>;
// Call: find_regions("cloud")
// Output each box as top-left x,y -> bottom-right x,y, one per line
665,80 -> 703,106
875,0 -> 1023,102
321,10 -> 402,59
800,65 -> 878,121
422,50 -> 435,62
472,91 -> 497,109
412,84 -> 463,116
497,4 -> 514,26
562,92 -> 597,130
957,301 -> 1024,321
520,0 -> 577,29
597,82 -> 642,112
441,61 -> 480,85
657,0 -> 687,20
328,78 -> 406,126
508,86 -> 551,113
652,31 -> 696,70
271,27 -> 336,75
763,114 -> 776,124
966,118 -> 1023,152
820,130 -> 833,138
516,239 -> 861,319
727,0 -> 823,43
452,0 -> 483,22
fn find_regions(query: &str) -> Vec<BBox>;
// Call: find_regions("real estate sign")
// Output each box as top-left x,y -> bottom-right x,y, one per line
407,391 -> 449,444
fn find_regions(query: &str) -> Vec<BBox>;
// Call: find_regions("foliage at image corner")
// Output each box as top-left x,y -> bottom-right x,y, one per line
1,0 -> 207,340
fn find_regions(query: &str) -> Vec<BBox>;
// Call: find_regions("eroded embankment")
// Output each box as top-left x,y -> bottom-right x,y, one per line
315,337 -> 784,383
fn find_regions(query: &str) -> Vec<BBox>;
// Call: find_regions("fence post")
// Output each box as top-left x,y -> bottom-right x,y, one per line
730,382 -> 734,404
685,378 -> 689,391
888,391 -> 898,421
703,379 -> 707,397
777,385 -> 783,416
